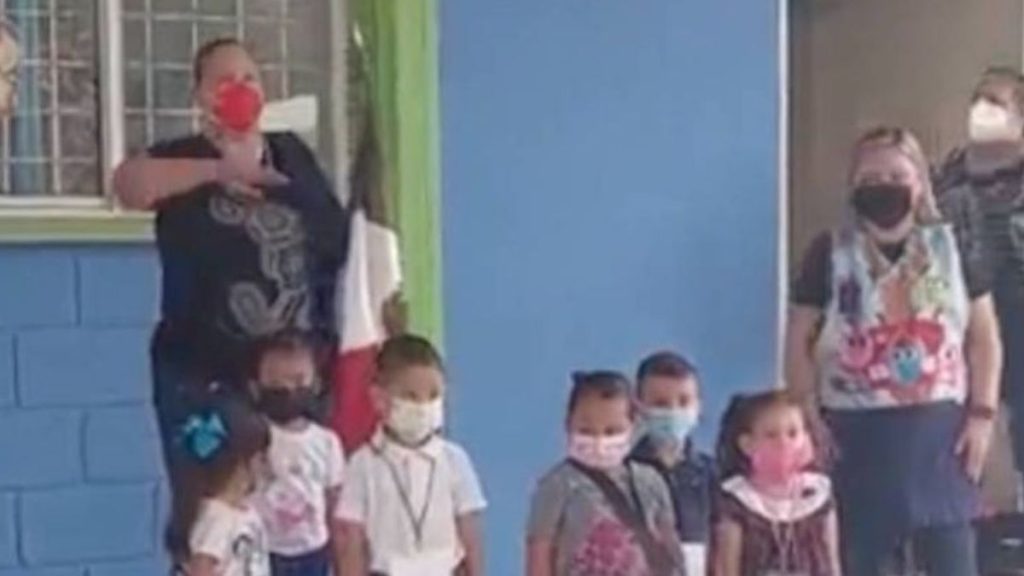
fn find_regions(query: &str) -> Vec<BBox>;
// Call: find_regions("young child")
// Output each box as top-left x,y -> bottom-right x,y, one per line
170,400 -> 272,576
527,370 -> 685,576
629,351 -> 716,576
712,390 -> 840,576
334,334 -> 487,576
248,331 -> 345,576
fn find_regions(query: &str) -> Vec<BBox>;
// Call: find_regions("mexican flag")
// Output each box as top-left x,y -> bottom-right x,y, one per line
329,118 -> 403,454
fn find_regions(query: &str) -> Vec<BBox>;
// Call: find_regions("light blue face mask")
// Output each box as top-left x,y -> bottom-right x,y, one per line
642,407 -> 698,446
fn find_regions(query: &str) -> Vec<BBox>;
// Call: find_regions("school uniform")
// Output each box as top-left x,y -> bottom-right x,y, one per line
335,430 -> 486,576
630,437 -> 716,575
792,222 -> 990,575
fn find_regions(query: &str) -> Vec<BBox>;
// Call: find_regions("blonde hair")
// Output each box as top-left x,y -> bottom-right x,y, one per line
847,126 -> 942,225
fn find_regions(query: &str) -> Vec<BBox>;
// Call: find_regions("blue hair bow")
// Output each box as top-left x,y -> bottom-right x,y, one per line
178,412 -> 228,461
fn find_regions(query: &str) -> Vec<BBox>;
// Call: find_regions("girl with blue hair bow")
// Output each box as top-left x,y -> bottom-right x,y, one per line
170,400 -> 271,576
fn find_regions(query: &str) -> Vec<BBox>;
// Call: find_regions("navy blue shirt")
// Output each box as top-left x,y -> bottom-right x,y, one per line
150,132 -> 347,385
629,437 -> 717,544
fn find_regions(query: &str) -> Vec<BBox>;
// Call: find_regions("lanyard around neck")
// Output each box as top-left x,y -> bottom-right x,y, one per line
373,442 -> 438,549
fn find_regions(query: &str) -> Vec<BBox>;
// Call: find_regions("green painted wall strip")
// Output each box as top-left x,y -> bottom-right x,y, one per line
354,0 -> 444,344
0,212 -> 152,243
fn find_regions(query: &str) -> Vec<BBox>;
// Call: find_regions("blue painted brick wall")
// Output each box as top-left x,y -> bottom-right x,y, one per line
0,334 -> 13,408
0,245 -> 164,574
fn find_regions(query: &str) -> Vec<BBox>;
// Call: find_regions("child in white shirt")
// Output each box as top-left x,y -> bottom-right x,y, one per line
171,400 -> 272,576
249,331 -> 346,576
334,334 -> 487,576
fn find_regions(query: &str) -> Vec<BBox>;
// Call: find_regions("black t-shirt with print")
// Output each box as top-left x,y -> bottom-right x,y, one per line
790,230 -> 992,309
150,132 -> 347,385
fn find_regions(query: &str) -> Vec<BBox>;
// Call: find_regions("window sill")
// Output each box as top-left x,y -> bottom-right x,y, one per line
0,207 -> 153,244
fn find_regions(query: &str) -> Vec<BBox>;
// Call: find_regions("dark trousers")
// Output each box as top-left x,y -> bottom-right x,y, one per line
270,547 -> 331,576
844,523 -> 978,576
997,297 -> 1024,480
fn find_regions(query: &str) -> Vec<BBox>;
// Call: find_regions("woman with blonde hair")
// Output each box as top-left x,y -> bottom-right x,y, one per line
785,127 -> 1003,575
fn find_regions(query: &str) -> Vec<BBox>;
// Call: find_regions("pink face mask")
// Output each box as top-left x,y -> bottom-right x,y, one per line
568,432 -> 632,470
749,439 -> 813,486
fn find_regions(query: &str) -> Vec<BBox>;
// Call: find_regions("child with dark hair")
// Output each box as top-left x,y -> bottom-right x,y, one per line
526,371 -> 684,576
629,351 -> 716,576
169,400 -> 272,576
711,390 -> 839,576
247,330 -> 344,576
334,334 -> 486,576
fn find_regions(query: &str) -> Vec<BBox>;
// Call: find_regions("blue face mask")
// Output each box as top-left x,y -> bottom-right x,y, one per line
643,407 -> 698,446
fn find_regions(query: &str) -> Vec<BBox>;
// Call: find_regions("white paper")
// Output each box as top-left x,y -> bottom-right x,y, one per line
387,548 -> 455,576
681,543 -> 706,576
260,95 -> 318,135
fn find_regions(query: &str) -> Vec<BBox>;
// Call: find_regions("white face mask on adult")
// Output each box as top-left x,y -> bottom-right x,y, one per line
387,398 -> 444,445
968,100 -> 1023,143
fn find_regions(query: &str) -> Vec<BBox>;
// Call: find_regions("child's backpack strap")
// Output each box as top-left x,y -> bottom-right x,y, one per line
567,459 -> 680,576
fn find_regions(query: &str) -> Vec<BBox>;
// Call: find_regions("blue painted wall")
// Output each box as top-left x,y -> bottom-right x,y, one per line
0,245 -> 168,576
440,1 -> 782,573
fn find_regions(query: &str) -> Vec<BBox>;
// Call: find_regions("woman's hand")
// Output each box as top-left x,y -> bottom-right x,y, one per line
215,133 -> 289,198
958,295 -> 1003,483
956,415 -> 995,483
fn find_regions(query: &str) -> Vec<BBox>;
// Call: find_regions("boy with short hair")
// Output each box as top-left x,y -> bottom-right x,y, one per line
629,351 -> 717,576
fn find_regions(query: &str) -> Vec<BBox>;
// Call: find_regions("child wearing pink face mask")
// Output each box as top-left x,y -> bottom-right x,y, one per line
526,371 -> 685,576
711,390 -> 840,576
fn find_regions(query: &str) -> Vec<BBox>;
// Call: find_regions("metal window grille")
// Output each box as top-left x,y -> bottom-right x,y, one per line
0,0 -> 346,208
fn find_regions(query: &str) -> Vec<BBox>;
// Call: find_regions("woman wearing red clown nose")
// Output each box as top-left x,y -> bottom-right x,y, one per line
113,38 -> 347,560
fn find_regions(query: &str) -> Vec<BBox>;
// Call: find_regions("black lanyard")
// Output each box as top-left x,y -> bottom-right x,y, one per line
372,442 -> 438,548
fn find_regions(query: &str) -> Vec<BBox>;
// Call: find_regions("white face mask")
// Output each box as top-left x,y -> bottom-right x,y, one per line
387,397 -> 444,445
968,100 -> 1022,143
568,431 -> 633,470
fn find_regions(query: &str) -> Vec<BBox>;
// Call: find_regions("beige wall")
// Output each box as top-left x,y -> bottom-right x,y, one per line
789,0 -> 1024,508
789,0 -> 1023,263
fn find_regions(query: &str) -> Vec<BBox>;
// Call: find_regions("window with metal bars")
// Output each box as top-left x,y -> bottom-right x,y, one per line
0,0 -> 346,211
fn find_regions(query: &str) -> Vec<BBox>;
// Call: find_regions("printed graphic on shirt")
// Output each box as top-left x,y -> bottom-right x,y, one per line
261,474 -> 318,537
569,514 -> 648,576
833,316 -> 963,405
209,193 -> 310,337
528,463 -> 676,576
190,501 -> 270,576
256,425 -> 345,556
230,532 -> 267,576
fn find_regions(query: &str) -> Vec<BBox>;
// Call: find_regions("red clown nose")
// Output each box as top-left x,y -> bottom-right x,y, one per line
213,80 -> 263,133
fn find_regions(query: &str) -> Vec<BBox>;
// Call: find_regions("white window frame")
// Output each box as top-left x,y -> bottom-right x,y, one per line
0,0 -> 349,240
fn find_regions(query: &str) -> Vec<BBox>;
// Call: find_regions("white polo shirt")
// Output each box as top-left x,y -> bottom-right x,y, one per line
336,431 -> 487,574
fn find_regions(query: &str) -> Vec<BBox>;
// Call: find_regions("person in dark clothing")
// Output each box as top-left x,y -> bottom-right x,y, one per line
629,351 -> 716,576
936,67 -> 1024,491
785,126 -> 1003,576
112,37 -> 347,557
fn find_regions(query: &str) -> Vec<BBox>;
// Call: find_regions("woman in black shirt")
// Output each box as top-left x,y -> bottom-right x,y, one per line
113,37 -> 347,548
785,127 -> 1002,575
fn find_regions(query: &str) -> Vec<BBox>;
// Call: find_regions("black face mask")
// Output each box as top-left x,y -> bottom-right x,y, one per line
851,183 -> 913,230
254,388 -> 317,424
